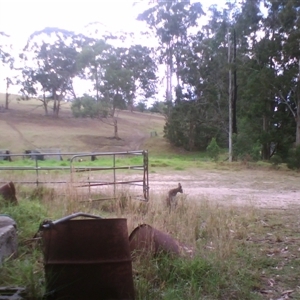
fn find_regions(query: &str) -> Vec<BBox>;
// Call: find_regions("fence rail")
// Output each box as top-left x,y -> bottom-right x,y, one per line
0,150 -> 149,201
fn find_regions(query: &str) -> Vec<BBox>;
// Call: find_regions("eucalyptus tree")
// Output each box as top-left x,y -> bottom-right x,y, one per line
229,0 -> 268,159
163,0 -> 265,153
230,0 -> 300,160
98,44 -> 157,115
76,38 -> 111,102
99,46 -> 133,116
73,47 -> 132,140
267,0 -> 300,147
122,44 -> 157,110
72,41 -> 157,139
20,28 -> 80,116
137,0 -> 204,104
236,0 -> 300,160
0,31 -> 14,109
163,4 -> 231,151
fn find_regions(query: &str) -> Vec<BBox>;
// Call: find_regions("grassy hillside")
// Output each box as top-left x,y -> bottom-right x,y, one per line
0,93 -> 172,155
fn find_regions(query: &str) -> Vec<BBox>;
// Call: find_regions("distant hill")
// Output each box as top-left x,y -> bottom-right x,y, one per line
0,94 -> 171,155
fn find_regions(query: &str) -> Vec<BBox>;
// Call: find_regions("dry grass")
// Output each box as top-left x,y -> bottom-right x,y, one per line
1,184 -> 300,299
0,95 -> 166,153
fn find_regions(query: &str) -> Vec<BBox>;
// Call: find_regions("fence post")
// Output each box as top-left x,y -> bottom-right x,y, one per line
113,154 -> 116,198
143,150 -> 149,201
35,157 -> 39,187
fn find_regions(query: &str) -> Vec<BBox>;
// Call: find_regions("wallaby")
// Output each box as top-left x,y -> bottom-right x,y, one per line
166,183 -> 183,211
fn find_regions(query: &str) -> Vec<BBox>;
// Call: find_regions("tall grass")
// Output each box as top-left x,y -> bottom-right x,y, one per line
1,184 -> 299,299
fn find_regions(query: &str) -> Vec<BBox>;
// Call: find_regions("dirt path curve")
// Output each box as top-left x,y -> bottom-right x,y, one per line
5,120 -> 37,149
128,128 -> 148,151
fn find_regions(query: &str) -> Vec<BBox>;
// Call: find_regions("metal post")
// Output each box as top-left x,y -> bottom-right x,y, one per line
70,156 -> 74,184
88,174 -> 91,196
113,154 -> 116,197
35,157 -> 39,187
143,150 -> 149,201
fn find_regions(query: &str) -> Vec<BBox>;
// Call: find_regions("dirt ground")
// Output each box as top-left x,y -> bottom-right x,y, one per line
123,168 -> 300,209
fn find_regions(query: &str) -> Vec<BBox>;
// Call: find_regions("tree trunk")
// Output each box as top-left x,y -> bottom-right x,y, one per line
296,98 -> 300,146
188,121 -> 195,151
176,52 -> 180,87
70,82 -> 77,100
296,57 -> 300,146
261,114 -> 270,160
111,106 -> 116,117
228,31 -> 233,162
114,118 -> 119,139
43,91 -> 48,115
166,43 -> 173,113
166,64 -> 172,102
5,77 -> 10,109
169,46 -> 173,102
232,28 -> 238,135
52,89 -> 57,115
52,90 -> 61,117
95,66 -> 99,102
56,99 -> 61,116
5,92 -> 9,110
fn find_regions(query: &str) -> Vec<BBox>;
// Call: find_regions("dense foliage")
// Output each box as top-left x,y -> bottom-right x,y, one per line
138,0 -> 300,164
2,0 -> 300,165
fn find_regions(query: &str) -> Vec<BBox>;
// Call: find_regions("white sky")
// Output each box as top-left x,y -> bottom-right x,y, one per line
0,0 -> 227,96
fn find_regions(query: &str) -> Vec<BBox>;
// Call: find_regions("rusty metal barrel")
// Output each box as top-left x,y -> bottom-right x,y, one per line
41,212 -> 135,300
129,224 -> 194,258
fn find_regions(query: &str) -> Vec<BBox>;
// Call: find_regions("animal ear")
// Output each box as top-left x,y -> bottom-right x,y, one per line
178,183 -> 181,187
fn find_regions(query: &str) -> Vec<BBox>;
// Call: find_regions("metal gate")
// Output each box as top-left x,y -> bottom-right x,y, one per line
0,150 -> 149,201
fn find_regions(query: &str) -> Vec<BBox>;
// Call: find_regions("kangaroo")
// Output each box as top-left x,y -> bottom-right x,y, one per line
166,183 -> 183,211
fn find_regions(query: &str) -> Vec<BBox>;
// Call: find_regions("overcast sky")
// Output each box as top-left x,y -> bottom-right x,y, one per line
0,0 -> 227,95
1,0 -> 146,48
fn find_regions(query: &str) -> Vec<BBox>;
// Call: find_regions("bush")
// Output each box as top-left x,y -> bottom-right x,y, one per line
71,95 -> 110,118
287,145 -> 300,170
233,133 -> 261,161
206,138 -> 220,162
270,154 -> 282,167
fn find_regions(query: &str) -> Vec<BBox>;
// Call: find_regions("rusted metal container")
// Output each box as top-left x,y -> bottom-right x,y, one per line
41,212 -> 135,300
129,224 -> 194,258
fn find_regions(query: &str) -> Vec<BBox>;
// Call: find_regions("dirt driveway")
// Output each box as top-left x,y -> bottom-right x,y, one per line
145,168 -> 300,209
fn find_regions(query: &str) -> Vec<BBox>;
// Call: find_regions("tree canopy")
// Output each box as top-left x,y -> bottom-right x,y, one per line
1,0 -> 300,164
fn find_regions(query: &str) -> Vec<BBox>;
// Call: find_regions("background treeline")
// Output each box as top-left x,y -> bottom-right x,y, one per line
1,0 -> 300,166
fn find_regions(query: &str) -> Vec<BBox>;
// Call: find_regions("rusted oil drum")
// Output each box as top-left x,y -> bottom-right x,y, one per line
129,224 -> 194,258
41,213 -> 135,300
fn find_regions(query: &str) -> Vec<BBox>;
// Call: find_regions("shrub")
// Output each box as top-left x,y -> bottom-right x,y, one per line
270,154 -> 282,167
206,138 -> 220,162
232,132 -> 262,161
287,145 -> 300,170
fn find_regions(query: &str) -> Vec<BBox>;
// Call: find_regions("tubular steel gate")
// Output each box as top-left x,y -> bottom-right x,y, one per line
0,150 -> 149,201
